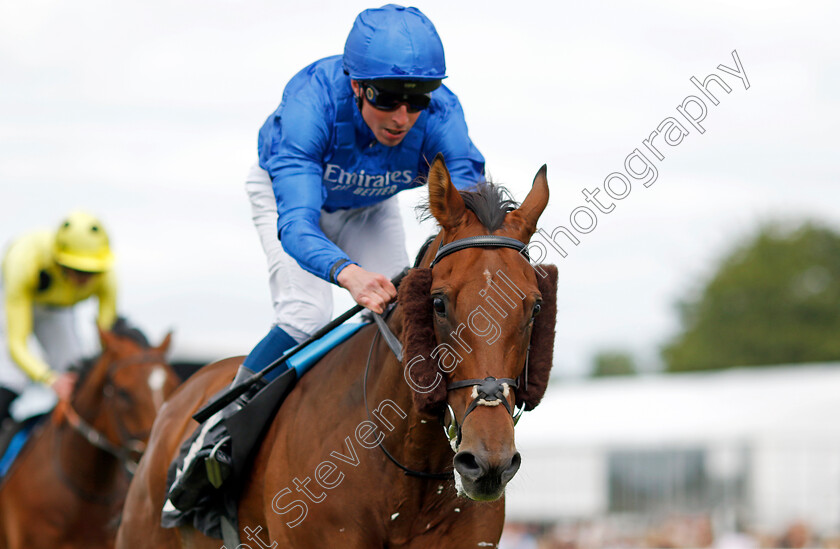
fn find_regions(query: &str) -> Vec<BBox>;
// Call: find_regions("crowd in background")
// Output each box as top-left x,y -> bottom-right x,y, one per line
500,517 -> 840,549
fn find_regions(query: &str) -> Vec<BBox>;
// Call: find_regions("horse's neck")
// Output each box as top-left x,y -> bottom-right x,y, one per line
54,417 -> 124,499
363,308 -> 453,474
56,356 -> 124,496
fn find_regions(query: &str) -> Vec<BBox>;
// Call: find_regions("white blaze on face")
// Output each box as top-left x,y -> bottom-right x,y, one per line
148,366 -> 167,411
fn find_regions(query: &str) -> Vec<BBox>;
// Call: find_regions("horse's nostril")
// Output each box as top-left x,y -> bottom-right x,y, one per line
453,451 -> 483,480
502,452 -> 522,483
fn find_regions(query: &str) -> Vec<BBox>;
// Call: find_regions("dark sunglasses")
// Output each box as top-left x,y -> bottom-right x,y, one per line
361,83 -> 432,113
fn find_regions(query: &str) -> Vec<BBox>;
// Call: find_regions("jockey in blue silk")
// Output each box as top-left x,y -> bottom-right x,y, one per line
258,54 -> 484,283
166,4 -> 484,507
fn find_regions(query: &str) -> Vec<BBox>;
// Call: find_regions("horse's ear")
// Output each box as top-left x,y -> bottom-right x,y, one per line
427,153 -> 466,231
157,331 -> 173,355
509,165 -> 549,241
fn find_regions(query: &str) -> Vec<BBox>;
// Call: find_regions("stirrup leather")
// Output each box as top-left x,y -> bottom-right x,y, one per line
205,435 -> 232,489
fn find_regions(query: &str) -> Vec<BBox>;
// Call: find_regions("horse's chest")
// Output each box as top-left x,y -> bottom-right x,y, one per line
26,504 -> 117,548
381,490 -> 464,542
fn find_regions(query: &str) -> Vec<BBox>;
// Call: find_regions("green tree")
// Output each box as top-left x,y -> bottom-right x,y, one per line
663,222 -> 840,372
592,350 -> 637,377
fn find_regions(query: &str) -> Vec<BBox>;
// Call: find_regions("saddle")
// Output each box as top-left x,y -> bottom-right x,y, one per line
161,321 -> 368,541
0,385 -> 56,479
0,418 -> 44,480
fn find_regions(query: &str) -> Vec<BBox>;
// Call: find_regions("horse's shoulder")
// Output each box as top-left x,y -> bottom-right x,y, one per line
154,357 -> 243,442
191,357 -> 242,385
171,357 -> 241,403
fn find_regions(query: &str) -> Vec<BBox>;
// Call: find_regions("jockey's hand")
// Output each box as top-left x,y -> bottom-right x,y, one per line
336,264 -> 397,315
51,372 -> 77,401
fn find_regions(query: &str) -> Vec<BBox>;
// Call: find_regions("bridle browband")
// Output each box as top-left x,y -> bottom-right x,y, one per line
366,234 -> 532,479
429,235 -> 529,268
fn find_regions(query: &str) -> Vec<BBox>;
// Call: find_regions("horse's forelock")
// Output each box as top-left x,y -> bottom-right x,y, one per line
110,317 -> 151,348
416,181 -> 519,234
460,184 -> 518,233
72,320 -> 154,397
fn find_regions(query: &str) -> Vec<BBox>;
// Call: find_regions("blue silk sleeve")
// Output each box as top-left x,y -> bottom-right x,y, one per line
258,71 -> 355,283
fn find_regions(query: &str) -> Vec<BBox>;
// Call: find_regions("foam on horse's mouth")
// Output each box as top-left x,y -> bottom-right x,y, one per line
453,469 -> 507,502
454,469 -> 464,497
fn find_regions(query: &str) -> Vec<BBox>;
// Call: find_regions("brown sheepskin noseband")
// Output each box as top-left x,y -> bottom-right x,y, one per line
398,265 -> 558,417
517,264 -> 557,410
398,268 -> 445,415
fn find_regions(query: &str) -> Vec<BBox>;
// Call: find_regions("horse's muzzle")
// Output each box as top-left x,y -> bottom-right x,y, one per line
453,449 -> 521,501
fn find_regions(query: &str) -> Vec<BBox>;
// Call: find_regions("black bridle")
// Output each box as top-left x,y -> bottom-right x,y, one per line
445,376 -> 520,449
365,235 -> 532,479
428,235 -> 529,267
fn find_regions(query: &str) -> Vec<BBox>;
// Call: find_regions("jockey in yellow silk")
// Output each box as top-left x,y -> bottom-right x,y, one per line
0,211 -> 117,424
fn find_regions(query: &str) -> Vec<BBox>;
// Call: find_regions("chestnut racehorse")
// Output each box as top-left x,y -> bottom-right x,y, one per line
0,321 -> 179,549
117,155 -> 557,548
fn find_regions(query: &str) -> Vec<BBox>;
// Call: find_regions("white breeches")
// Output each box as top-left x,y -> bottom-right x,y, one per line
0,300 -> 85,393
244,162 -> 409,343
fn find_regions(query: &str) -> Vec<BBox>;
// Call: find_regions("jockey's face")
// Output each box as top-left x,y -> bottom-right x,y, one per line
351,80 -> 421,147
59,265 -> 97,286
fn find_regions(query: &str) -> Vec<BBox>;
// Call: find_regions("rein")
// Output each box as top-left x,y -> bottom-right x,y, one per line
365,234 -> 532,478
363,323 -> 452,480
60,401 -> 145,475
52,425 -> 126,505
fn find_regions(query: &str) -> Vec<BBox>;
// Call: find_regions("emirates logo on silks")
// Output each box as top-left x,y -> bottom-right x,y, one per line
365,87 -> 376,101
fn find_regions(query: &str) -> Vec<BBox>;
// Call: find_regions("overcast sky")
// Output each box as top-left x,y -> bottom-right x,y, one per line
2,0 -> 838,377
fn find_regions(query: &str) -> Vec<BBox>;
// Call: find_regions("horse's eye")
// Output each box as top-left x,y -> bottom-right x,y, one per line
432,296 -> 447,316
533,302 -> 542,317
116,387 -> 133,404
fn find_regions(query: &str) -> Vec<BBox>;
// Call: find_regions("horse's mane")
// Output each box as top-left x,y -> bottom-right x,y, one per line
74,317 -> 150,386
415,180 -> 519,233
110,317 -> 151,348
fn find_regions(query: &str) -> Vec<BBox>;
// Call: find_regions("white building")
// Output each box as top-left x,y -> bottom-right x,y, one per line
507,364 -> 840,536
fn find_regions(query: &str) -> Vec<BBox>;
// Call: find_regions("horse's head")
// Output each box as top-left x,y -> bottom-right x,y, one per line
399,154 -> 557,501
70,320 -> 180,468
